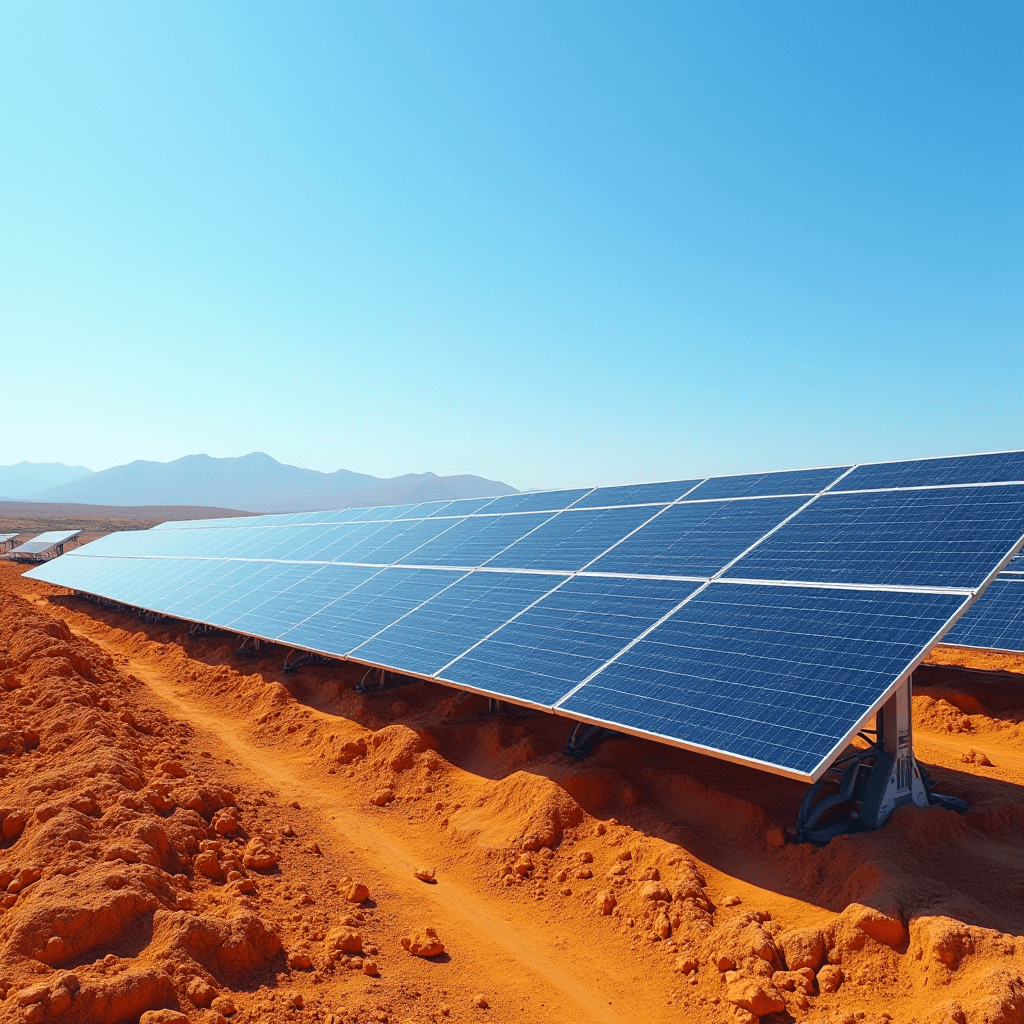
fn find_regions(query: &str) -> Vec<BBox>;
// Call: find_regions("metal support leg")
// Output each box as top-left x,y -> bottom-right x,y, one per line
236,635 -> 262,657
564,721 -> 619,759
796,673 -> 967,843
858,676 -> 929,828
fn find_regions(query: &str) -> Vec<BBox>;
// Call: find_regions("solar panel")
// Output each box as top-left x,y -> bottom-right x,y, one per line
24,451 -> 1024,782
941,577 -> 1024,653
10,530 -> 81,557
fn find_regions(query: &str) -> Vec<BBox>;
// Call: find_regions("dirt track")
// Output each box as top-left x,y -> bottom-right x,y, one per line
2,560 -> 1024,1024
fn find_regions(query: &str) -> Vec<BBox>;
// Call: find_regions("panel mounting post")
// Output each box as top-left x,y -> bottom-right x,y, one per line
795,673 -> 967,843
856,675 -> 929,828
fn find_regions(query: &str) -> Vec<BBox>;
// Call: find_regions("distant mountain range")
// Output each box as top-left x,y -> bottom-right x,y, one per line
0,461 -> 94,496
0,453 -> 516,512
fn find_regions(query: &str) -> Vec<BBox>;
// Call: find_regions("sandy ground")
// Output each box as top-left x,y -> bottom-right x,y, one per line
1,559 -> 1023,1024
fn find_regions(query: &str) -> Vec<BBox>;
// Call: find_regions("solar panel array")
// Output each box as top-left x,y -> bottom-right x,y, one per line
25,451 -> 1024,781
11,530 -> 81,556
942,552 -> 1024,653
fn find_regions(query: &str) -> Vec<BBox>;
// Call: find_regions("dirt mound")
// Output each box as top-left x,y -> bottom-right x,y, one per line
452,770 -> 586,851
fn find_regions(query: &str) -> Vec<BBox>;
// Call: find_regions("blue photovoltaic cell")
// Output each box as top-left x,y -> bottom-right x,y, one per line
353,571 -> 559,677
275,525 -> 365,563
426,497 -> 498,517
206,562 -> 330,626
559,582 -> 967,776
941,578 -> 1024,652
290,509 -> 365,526
351,504 -> 422,522
276,567 -> 463,657
151,515 -> 258,530
588,496 -> 805,578
162,561 -> 278,622
726,485 -> 1024,589
226,563 -> 382,638
570,480 -> 702,509
397,501 -> 453,519
441,576 -> 701,707
322,520 -> 422,563
222,525 -> 329,562
481,489 -> 592,515
351,517 -> 462,564
839,451 -> 1024,492
686,466 -> 849,501
485,505 -> 660,572
400,513 -> 556,566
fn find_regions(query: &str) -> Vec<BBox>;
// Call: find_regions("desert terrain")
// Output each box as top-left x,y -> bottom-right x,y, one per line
1,549 -> 1023,1024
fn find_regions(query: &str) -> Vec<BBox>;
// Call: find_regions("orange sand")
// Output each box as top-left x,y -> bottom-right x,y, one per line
1,560 -> 1023,1024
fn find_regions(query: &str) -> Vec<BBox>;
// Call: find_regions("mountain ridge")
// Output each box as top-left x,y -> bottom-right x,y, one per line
0,461 -> 94,499
15,453 -> 516,512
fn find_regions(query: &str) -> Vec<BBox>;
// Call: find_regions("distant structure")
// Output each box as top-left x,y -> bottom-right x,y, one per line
0,533 -> 19,555
9,530 -> 81,562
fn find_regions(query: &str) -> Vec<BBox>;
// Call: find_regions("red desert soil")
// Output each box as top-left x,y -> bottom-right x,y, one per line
1,560 -> 1023,1024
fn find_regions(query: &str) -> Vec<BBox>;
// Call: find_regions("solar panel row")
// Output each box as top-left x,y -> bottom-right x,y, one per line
25,452 -> 1024,781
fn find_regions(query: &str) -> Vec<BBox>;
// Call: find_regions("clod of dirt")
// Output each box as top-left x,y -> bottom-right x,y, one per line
514,853 -> 533,876
363,960 -> 379,976
779,926 -> 826,972
140,1011 -> 189,1024
186,977 -> 217,1007
598,891 -> 616,915
195,850 -> 223,879
817,964 -> 844,992
772,969 -> 815,994
725,978 -> 785,1016
288,952 -> 313,969
371,788 -> 395,806
472,993 -> 489,1009
241,837 -> 277,870
641,881 -> 671,902
324,925 -> 363,957
340,879 -> 369,902
402,926 -> 445,957
828,903 -> 907,953
2,810 -> 27,840
210,994 -> 236,1014
961,748 -> 994,766
413,866 -> 437,883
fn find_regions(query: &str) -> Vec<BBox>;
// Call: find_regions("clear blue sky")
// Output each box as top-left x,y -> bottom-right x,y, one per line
1,2 -> 1021,490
